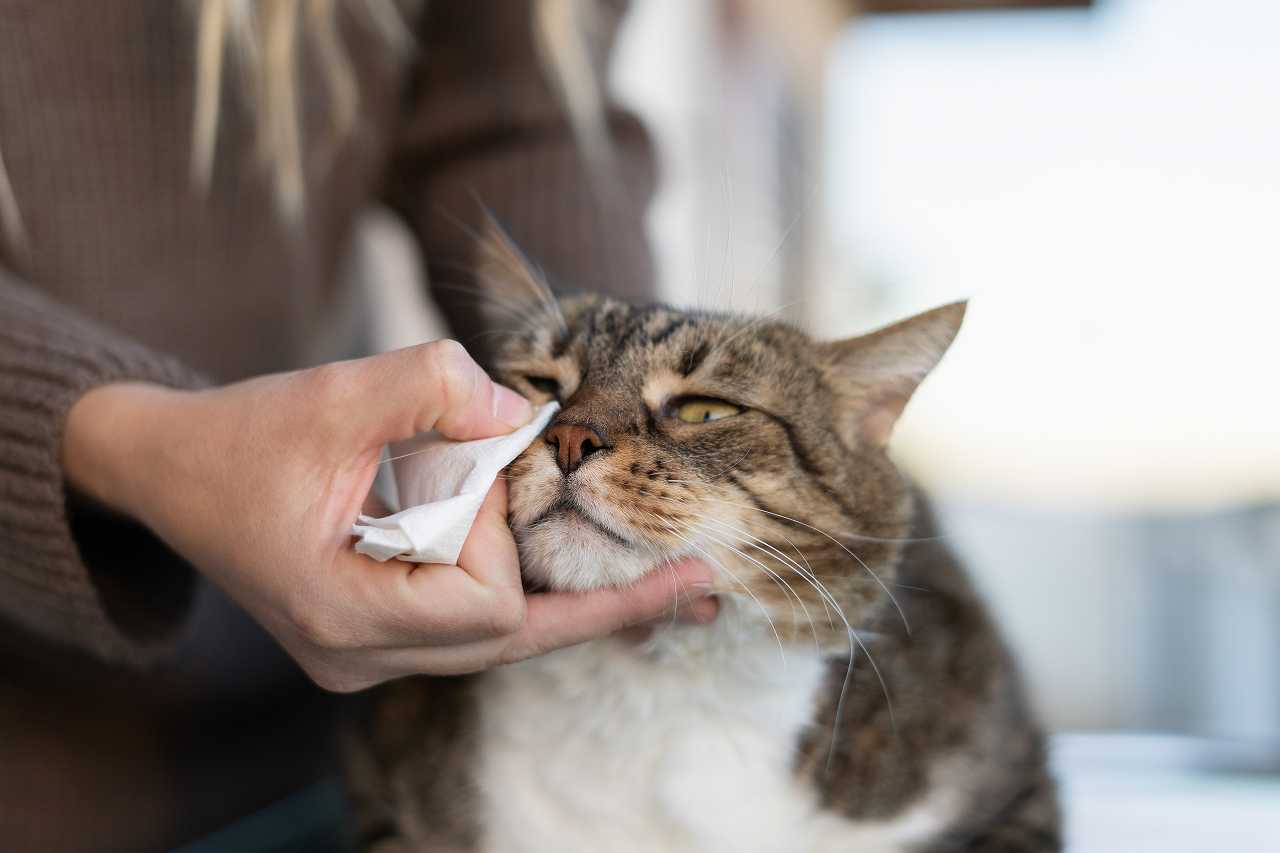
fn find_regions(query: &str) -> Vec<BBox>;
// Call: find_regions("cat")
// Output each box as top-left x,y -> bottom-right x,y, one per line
343,225 -> 1060,852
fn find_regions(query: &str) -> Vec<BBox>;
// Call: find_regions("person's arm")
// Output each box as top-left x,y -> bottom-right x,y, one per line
2,267 -> 713,681
59,341 -> 716,691
384,0 -> 658,364
0,270 -> 205,664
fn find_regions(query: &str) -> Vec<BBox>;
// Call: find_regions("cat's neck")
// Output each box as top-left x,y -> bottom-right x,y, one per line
601,595 -> 831,687
492,595 -> 829,734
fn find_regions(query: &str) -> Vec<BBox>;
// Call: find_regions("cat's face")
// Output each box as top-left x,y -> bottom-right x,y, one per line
476,226 -> 963,647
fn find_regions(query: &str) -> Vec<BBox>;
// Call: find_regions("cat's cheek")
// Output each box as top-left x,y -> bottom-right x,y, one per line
506,452 -> 563,530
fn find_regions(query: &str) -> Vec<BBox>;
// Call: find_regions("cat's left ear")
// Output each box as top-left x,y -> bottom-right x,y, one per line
819,301 -> 966,448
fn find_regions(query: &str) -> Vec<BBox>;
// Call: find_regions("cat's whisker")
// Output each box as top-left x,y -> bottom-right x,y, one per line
632,504 -> 870,778
662,523 -> 788,666
661,487 -> 926,546
687,514 -> 824,610
467,328 -> 544,346
689,522 -> 817,653
670,517 -> 798,645
694,496 -> 912,638
638,498 -> 864,768
678,513 -> 931,594
379,449 -> 529,470
846,621 -> 898,743
690,514 -> 837,632
379,446 -> 431,466
708,301 -> 800,362
651,539 -> 685,630
680,517 -> 867,774
706,448 -> 753,483
749,174 -> 814,300
628,528 -> 688,629
429,208 -> 568,334
656,504 -> 882,770
691,514 -> 863,744
888,582 -> 934,594
836,529 -> 951,545
428,278 -> 558,331
637,492 -> 837,634
693,532 -> 820,658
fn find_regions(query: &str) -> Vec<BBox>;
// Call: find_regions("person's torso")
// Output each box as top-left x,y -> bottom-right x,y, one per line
0,4 -> 418,849
0,0 -> 409,381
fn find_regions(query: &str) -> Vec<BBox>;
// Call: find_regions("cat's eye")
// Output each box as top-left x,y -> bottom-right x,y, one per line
524,375 -> 560,397
671,397 -> 744,424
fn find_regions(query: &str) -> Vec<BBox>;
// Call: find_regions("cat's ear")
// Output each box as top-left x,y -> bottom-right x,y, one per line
474,215 -> 564,331
819,301 -> 966,448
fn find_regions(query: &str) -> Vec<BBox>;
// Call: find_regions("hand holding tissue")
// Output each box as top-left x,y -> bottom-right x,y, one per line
352,402 -> 559,564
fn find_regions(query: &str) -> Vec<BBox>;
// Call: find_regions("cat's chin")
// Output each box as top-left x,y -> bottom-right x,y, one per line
515,509 -> 668,592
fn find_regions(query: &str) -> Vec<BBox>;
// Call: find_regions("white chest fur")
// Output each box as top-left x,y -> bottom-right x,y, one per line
472,602 -> 956,853
474,602 -> 917,853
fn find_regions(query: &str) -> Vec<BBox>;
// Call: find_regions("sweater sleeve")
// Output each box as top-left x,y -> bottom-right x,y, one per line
383,0 -> 659,364
0,269 -> 206,665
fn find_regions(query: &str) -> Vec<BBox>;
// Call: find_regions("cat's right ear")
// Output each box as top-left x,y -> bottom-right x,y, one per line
473,215 -> 565,333
819,301 -> 966,448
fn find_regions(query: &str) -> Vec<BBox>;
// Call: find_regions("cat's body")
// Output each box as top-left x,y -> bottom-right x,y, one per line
344,228 -> 1059,851
346,497 -> 1055,852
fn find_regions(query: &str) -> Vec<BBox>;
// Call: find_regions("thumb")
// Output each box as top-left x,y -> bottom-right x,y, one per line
348,339 -> 533,443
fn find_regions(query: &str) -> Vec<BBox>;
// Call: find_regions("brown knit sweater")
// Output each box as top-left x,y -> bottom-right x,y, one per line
0,2 -> 654,849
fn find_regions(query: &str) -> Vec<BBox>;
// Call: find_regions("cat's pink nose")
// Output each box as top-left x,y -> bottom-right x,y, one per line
545,422 -> 609,476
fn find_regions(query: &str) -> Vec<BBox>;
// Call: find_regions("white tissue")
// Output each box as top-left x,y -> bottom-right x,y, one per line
351,401 -> 560,564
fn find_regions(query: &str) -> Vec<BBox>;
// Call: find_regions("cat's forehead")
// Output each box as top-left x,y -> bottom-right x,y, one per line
532,295 -> 812,381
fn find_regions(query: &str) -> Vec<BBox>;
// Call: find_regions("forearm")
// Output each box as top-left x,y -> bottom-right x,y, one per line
0,273 -> 205,663
62,382 -> 177,523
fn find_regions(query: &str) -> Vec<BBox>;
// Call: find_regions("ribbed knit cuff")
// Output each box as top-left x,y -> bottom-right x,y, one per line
0,275 -> 206,665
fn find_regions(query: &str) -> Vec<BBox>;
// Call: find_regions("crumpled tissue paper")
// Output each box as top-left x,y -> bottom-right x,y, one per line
351,401 -> 559,564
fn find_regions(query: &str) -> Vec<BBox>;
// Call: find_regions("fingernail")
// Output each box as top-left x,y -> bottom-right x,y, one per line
670,558 -> 716,592
493,384 -> 533,428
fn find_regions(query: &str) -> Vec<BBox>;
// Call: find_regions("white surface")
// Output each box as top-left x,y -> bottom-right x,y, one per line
1055,734 -> 1280,852
351,402 -> 560,564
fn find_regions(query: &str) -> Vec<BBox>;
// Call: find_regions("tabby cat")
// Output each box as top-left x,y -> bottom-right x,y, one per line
344,227 -> 1060,852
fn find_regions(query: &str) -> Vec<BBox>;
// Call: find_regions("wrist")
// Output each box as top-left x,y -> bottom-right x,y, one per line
62,382 -> 188,523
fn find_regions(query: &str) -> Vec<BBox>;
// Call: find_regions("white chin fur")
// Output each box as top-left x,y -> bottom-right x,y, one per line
516,513 -> 660,592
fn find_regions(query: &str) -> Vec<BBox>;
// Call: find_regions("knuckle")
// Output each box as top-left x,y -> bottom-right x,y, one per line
300,364 -> 359,438
303,361 -> 352,403
487,589 -> 528,637
503,635 -> 541,665
424,339 -> 480,411
302,662 -> 371,694
287,599 -> 349,652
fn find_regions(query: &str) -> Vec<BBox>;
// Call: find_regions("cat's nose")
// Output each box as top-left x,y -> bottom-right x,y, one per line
545,422 -> 610,476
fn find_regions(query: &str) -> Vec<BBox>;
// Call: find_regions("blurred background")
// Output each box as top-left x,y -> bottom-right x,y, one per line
350,0 -> 1280,850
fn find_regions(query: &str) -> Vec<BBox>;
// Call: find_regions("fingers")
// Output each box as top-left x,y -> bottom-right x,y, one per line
322,555 -> 720,683
498,558 -> 717,663
343,339 -> 532,445
449,482 -> 521,591
337,484 -> 525,647
386,484 -> 526,643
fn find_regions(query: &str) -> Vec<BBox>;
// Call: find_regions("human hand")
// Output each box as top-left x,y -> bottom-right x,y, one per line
62,340 -> 718,690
